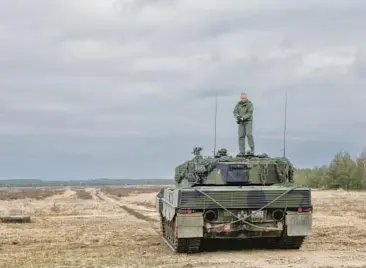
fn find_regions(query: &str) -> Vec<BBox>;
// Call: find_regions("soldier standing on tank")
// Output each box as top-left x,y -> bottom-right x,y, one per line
233,92 -> 254,154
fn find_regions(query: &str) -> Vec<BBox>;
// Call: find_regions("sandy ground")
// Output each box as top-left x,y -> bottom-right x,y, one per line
0,187 -> 365,268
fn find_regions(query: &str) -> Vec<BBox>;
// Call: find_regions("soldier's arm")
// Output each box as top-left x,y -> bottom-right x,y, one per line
233,103 -> 239,118
242,102 -> 253,120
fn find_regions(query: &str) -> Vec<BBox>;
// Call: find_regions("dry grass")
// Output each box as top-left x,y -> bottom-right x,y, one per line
312,189 -> 366,218
0,187 -> 366,268
72,189 -> 93,200
99,185 -> 162,198
133,201 -> 155,209
0,187 -> 65,200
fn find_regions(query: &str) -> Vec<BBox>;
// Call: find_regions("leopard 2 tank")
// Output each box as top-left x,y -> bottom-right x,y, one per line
156,147 -> 312,253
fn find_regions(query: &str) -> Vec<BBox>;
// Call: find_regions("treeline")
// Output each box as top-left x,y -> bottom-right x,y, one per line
0,178 -> 170,187
294,150 -> 366,190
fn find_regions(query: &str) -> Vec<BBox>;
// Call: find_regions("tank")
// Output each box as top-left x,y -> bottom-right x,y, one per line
156,147 -> 312,253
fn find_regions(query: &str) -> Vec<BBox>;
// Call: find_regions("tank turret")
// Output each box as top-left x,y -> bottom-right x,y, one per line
174,147 -> 294,187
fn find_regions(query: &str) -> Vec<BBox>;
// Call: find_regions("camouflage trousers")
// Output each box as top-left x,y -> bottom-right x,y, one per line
238,120 -> 254,153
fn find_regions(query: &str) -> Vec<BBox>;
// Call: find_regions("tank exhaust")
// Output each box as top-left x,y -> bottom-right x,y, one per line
204,210 -> 216,222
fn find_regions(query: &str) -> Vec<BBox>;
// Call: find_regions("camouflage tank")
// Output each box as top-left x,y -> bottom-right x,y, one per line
156,147 -> 312,253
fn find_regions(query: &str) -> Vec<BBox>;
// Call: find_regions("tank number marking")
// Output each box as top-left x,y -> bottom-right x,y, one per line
290,216 -> 310,226
251,210 -> 264,218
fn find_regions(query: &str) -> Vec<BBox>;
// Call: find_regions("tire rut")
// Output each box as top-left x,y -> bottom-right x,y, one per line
96,190 -> 158,224
118,204 -> 156,222
84,188 -> 103,201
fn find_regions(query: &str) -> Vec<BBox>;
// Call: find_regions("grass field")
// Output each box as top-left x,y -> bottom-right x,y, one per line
0,186 -> 366,268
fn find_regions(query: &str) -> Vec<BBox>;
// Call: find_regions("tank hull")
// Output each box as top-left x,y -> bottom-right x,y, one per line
156,185 -> 312,253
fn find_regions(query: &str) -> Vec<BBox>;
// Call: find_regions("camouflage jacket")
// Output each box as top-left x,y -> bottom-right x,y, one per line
233,100 -> 254,121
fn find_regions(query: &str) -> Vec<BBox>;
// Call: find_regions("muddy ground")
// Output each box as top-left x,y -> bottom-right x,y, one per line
0,186 -> 365,268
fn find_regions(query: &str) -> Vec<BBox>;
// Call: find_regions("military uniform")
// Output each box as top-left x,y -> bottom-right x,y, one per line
233,100 -> 254,154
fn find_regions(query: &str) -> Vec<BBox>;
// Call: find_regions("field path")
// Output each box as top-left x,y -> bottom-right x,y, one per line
0,187 -> 366,268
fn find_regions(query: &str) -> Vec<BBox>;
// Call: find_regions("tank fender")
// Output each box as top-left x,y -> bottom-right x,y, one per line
162,201 -> 176,221
161,188 -> 180,221
176,213 -> 203,238
285,211 -> 312,236
155,188 -> 165,214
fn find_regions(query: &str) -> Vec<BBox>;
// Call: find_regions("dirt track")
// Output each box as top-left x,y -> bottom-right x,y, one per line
0,187 -> 366,267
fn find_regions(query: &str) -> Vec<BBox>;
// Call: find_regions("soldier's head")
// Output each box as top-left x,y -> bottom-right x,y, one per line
240,93 -> 247,103
215,148 -> 228,158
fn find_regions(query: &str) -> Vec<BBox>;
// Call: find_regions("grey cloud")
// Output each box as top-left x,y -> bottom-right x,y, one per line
349,50 -> 366,78
0,0 -> 365,179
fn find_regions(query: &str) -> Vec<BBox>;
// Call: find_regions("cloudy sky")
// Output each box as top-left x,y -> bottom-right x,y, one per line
0,0 -> 365,180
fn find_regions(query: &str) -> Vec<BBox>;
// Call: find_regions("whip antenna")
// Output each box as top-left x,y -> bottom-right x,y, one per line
283,91 -> 288,157
213,92 -> 218,157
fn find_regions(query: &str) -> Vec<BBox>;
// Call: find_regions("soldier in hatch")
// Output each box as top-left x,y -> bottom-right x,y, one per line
233,92 -> 255,154
215,148 -> 228,158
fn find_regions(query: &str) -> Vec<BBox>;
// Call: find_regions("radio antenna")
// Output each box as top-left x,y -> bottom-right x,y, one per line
213,92 -> 218,157
283,91 -> 288,158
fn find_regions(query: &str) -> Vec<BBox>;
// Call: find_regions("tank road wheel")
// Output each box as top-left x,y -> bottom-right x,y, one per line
162,215 -> 201,253
160,213 -> 166,237
161,215 -> 176,251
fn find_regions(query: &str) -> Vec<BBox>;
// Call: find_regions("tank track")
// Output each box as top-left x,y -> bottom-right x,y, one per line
263,231 -> 305,249
160,214 -> 201,253
272,225 -> 306,249
275,235 -> 305,249
159,214 -> 304,252
201,236 -> 305,251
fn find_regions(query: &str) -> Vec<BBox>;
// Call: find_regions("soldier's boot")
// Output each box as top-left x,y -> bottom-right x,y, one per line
237,152 -> 246,157
247,133 -> 254,155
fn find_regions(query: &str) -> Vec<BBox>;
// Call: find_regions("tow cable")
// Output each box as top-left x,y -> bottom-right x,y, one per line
194,186 -> 297,231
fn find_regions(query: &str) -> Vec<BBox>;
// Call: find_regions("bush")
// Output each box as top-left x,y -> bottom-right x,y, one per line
294,148 -> 366,190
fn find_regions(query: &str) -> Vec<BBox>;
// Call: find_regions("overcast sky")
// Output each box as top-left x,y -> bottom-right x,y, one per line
0,0 -> 365,180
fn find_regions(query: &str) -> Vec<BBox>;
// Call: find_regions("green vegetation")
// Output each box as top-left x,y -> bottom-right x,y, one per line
294,149 -> 366,190
1,149 -> 365,190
